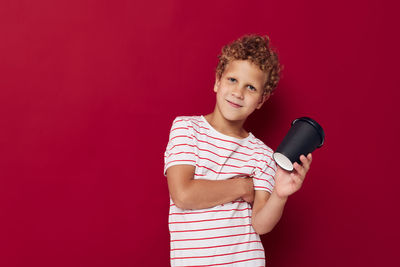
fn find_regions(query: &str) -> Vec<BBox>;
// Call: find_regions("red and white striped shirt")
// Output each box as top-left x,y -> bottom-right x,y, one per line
164,116 -> 276,266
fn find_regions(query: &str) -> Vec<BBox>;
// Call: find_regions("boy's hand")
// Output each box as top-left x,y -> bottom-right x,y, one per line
237,177 -> 254,204
273,153 -> 312,199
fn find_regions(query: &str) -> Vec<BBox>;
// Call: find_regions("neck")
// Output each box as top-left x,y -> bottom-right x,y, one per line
204,111 -> 248,139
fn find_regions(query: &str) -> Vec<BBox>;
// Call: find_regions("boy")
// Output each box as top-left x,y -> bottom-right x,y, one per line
164,35 -> 312,266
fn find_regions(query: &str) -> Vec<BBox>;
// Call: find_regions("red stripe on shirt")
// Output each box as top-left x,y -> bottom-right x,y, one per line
170,127 -> 189,133
166,159 -> 196,165
174,257 -> 265,266
171,240 -> 262,251
254,186 -> 272,193
167,151 -> 267,171
195,164 -> 249,176
171,248 -> 264,260
170,207 -> 251,216
169,135 -> 193,142
166,146 -> 264,166
252,177 -> 274,187
173,118 -> 207,129
171,231 -> 257,242
170,224 -> 252,233
169,216 -> 251,225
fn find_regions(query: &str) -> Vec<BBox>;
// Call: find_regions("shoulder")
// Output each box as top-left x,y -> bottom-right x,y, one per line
248,134 -> 277,172
171,115 -> 202,126
248,134 -> 274,159
171,115 -> 208,132
169,115 -> 207,135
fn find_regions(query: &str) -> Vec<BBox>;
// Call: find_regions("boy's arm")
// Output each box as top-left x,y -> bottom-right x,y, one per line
167,164 -> 254,210
251,154 -> 312,234
251,189 -> 287,235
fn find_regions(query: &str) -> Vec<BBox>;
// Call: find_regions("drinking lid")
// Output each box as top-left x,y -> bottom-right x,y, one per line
292,117 -> 325,147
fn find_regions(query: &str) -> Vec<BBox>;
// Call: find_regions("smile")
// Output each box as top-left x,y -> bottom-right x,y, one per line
226,100 -> 243,108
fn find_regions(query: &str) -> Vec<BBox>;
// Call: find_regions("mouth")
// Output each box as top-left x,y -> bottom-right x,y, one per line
226,100 -> 243,108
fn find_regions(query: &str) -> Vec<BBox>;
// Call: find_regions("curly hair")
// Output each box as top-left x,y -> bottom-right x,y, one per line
216,34 -> 282,93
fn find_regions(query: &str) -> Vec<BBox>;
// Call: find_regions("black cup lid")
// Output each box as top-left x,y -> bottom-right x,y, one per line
292,117 -> 325,147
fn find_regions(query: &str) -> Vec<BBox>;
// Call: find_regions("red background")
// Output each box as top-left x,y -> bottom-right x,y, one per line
1,0 -> 399,266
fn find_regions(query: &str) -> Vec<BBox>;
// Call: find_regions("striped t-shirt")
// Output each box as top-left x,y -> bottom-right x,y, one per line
164,116 -> 277,267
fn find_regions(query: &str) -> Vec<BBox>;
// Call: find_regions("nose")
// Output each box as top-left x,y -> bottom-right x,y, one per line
231,86 -> 244,99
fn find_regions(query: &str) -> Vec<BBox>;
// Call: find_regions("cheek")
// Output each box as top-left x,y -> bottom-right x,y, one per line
217,85 -> 229,96
216,89 -> 226,102
248,95 -> 263,107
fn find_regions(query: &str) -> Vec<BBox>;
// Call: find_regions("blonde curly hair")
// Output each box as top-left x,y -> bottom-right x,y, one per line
216,34 -> 281,93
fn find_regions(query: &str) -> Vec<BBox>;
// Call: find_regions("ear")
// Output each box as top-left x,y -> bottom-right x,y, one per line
213,75 -> 221,93
256,91 -> 270,109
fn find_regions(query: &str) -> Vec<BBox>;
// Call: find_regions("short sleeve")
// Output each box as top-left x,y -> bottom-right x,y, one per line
252,155 -> 277,193
164,117 -> 197,176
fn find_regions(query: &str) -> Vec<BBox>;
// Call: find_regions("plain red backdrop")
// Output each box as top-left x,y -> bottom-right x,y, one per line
1,0 -> 399,266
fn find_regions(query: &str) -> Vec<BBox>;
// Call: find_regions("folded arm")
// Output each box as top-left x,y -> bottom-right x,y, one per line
166,164 -> 254,210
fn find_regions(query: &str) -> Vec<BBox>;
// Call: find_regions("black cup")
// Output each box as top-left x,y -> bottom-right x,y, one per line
273,117 -> 325,171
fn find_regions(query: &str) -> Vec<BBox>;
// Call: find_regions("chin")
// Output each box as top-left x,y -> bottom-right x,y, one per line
222,113 -> 247,122
217,104 -> 249,122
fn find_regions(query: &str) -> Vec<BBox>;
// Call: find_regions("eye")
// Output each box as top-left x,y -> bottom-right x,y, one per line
247,85 -> 256,91
228,77 -> 237,82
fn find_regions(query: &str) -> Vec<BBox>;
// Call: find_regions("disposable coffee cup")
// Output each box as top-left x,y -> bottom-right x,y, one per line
273,117 -> 325,172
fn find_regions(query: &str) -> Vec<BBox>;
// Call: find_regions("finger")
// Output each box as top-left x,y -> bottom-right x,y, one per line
306,153 -> 313,167
293,162 -> 305,179
300,154 -> 311,172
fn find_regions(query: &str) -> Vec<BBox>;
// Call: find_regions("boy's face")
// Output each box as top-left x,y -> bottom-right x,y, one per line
213,60 -> 270,123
